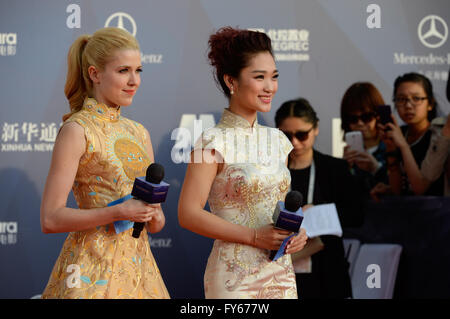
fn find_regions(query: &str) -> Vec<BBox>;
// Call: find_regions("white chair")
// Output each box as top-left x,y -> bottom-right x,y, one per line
351,244 -> 402,299
343,238 -> 361,278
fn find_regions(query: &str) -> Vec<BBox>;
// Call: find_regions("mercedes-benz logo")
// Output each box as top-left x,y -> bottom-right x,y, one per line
105,12 -> 137,37
418,15 -> 448,49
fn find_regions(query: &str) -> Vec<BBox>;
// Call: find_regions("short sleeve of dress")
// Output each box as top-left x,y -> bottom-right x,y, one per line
277,129 -> 293,161
64,114 -> 95,165
192,127 -> 226,161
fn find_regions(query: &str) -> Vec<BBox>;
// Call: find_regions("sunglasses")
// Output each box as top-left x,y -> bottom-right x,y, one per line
345,112 -> 377,124
281,128 -> 313,142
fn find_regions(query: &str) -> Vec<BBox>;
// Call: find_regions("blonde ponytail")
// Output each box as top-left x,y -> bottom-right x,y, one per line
62,28 -> 140,122
63,34 -> 90,122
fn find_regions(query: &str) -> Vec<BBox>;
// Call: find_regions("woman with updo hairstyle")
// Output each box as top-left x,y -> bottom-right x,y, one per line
276,98 -> 363,299
40,27 -> 169,299
178,27 -> 307,299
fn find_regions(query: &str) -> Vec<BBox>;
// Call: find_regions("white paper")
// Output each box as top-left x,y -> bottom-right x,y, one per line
301,203 -> 343,238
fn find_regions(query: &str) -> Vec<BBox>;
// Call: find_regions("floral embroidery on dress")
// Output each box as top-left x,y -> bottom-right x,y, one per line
41,98 -> 169,299
200,108 -> 297,299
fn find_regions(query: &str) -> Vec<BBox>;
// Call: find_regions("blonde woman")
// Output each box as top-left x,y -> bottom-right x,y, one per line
40,27 -> 169,299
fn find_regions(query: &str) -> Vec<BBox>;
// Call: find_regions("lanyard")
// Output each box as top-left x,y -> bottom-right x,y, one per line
307,160 -> 315,204
288,158 -> 315,204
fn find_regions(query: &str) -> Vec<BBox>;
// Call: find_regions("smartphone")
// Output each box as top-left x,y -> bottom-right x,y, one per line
376,105 -> 393,125
345,131 -> 364,152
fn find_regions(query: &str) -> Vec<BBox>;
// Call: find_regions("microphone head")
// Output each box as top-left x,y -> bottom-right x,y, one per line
284,191 -> 303,212
146,163 -> 164,184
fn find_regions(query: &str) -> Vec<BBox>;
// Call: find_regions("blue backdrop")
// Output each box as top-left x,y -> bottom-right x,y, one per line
0,0 -> 449,298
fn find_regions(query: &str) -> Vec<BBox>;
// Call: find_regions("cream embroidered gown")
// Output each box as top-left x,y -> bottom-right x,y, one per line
41,98 -> 170,299
195,108 -> 297,299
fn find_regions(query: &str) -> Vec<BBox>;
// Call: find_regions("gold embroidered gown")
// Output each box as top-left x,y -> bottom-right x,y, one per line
195,108 -> 297,299
41,98 -> 170,299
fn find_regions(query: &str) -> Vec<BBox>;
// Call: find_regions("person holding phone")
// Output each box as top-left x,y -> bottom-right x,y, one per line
372,73 -> 445,198
340,82 -> 389,194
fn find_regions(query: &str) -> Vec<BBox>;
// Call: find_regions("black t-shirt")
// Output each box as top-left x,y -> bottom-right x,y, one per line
290,166 -> 311,201
400,126 -> 444,196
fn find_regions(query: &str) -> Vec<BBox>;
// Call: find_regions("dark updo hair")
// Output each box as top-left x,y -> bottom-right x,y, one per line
340,82 -> 385,134
275,98 -> 319,128
393,72 -> 437,121
208,26 -> 273,98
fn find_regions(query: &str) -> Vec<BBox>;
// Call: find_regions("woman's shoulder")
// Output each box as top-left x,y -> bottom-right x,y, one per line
121,116 -> 146,131
62,111 -> 92,138
195,125 -> 225,149
256,124 -> 282,133
60,120 -> 85,137
261,126 -> 293,158
255,125 -> 291,143
65,108 -> 91,125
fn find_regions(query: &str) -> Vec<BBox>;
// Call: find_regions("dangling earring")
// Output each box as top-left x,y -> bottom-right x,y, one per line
230,85 -> 234,95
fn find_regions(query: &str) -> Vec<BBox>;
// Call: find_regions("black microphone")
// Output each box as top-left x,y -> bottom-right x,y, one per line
131,163 -> 169,238
285,191 -> 303,213
269,190 -> 304,261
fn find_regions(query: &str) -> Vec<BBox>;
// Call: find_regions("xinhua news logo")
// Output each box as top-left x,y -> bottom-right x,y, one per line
0,221 -> 18,245
0,33 -> 17,56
